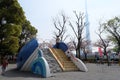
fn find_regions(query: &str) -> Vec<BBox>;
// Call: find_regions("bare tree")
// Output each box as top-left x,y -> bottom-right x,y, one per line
96,22 -> 111,66
53,12 -> 69,42
69,11 -> 86,59
67,41 -> 76,50
81,40 -> 91,61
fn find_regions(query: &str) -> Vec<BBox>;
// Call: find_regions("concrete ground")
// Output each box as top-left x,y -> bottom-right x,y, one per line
0,63 -> 120,80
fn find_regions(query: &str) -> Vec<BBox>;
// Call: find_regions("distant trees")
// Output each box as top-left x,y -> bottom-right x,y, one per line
95,22 -> 110,56
95,17 -> 120,54
69,11 -> 86,59
52,11 -> 90,59
81,40 -> 91,60
0,0 -> 37,56
52,12 -> 120,61
97,22 -> 111,65
103,17 -> 120,53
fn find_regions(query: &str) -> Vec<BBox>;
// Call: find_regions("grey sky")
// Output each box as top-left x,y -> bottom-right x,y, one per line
18,0 -> 120,42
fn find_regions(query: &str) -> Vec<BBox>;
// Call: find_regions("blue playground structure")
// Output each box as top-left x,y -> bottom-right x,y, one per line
17,38 -> 51,78
17,39 -> 88,78
53,42 -> 68,52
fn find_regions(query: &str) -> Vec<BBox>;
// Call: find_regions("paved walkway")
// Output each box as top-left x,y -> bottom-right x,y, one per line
0,63 -> 120,80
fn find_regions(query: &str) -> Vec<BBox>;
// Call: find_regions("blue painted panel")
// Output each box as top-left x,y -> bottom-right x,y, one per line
17,38 -> 38,69
38,49 -> 43,57
53,42 -> 68,52
31,57 -> 46,77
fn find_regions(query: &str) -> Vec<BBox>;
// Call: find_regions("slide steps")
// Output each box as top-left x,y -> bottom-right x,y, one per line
49,48 -> 79,71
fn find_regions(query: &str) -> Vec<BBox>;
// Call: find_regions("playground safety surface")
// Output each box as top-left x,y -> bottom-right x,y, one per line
0,63 -> 120,80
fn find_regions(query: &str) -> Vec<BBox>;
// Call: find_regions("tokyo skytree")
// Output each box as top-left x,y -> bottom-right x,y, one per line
85,0 -> 92,53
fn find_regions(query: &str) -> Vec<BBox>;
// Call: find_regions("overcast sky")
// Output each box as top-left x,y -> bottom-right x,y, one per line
18,0 -> 120,43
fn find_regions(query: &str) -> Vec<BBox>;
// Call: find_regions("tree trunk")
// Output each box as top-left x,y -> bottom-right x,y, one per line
76,48 -> 81,59
76,39 -> 81,59
84,53 -> 87,61
104,49 -> 110,66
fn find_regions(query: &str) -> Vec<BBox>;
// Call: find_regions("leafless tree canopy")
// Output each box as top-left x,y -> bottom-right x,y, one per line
95,21 -> 111,66
53,12 -> 69,41
69,11 -> 86,59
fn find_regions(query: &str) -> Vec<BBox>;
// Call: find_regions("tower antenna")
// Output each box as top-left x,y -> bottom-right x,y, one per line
85,0 -> 92,53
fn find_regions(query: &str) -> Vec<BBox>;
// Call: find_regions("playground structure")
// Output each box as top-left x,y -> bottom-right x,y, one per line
17,38 -> 88,78
49,48 -> 88,72
17,39 -> 51,78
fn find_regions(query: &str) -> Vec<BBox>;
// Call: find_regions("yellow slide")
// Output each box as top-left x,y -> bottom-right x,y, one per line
49,48 -> 79,71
